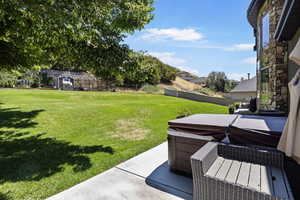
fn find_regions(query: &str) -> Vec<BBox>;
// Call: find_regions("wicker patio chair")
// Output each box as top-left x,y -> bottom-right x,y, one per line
191,142 -> 294,200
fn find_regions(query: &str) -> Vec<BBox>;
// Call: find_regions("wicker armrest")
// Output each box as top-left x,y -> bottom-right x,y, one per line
191,142 -> 218,175
218,143 -> 284,168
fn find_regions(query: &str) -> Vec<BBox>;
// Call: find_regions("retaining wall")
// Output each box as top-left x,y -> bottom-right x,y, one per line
164,89 -> 235,106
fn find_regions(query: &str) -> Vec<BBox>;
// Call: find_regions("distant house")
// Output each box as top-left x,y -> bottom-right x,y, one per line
41,69 -> 104,90
230,77 -> 257,101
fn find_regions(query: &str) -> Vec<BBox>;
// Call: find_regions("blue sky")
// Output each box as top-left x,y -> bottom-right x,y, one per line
124,0 -> 257,80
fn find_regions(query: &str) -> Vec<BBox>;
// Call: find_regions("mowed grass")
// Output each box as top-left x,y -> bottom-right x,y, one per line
0,89 -> 227,200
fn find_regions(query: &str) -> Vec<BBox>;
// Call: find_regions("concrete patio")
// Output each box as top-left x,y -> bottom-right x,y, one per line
47,142 -> 193,200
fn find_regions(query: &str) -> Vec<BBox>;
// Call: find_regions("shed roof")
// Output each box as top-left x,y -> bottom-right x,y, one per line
230,77 -> 257,93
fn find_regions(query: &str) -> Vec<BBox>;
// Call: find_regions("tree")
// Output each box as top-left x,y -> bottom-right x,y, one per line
0,0 -> 154,71
225,80 -> 239,92
206,71 -> 227,92
123,52 -> 177,87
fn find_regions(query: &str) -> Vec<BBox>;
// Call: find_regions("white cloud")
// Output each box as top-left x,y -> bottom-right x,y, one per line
225,44 -> 254,51
242,57 -> 256,64
148,52 -> 186,66
148,51 -> 200,75
141,28 -> 204,41
174,43 -> 255,52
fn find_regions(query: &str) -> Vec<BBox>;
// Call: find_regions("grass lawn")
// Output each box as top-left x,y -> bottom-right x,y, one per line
0,89 -> 227,200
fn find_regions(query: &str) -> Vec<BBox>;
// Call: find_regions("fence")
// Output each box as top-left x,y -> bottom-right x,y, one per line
164,89 -> 235,106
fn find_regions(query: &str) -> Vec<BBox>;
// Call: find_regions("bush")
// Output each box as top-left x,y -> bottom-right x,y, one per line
20,69 -> 41,88
228,104 -> 235,114
0,70 -> 18,88
176,108 -> 193,119
140,84 -> 160,93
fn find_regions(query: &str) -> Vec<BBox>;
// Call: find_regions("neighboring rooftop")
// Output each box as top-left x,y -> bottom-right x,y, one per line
230,77 -> 257,93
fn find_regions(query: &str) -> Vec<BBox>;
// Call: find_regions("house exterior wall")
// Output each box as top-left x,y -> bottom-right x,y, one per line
255,0 -> 289,112
230,92 -> 257,102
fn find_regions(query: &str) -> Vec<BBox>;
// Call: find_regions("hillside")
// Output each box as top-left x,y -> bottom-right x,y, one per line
175,69 -> 206,85
158,76 -> 222,98
159,77 -> 201,91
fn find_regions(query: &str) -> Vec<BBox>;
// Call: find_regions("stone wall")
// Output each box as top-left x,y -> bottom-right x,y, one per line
256,0 -> 288,112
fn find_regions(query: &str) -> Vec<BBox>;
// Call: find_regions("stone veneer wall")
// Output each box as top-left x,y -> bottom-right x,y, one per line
256,0 -> 288,113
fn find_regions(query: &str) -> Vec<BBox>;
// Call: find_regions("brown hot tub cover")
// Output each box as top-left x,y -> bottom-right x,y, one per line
168,114 -> 238,139
228,115 -> 287,147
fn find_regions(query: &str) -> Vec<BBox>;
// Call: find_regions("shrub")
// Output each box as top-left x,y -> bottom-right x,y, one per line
228,104 -> 235,114
176,108 -> 193,119
0,70 -> 18,88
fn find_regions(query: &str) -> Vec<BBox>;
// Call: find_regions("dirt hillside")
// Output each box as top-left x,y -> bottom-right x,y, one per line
159,77 -> 202,92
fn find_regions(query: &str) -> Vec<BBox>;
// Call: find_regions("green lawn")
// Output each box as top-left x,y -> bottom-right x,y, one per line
0,89 -> 227,200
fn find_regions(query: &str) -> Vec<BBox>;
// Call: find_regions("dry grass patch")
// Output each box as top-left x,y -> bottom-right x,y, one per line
110,119 -> 150,141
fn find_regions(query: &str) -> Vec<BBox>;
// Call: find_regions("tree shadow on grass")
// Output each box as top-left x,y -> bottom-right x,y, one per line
0,133 -> 114,183
0,107 -> 44,129
0,192 -> 11,200
0,105 -> 114,183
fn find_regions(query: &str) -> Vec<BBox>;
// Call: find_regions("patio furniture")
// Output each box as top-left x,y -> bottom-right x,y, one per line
168,130 -> 216,175
191,142 -> 294,200
168,114 -> 238,174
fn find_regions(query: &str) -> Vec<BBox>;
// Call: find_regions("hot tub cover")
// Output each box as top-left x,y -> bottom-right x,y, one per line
168,114 -> 238,132
228,115 -> 287,147
231,115 -> 287,134
168,114 -> 287,147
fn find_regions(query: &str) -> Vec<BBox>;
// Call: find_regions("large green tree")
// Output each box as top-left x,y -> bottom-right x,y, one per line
124,52 -> 177,86
0,0 -> 154,72
206,71 -> 227,92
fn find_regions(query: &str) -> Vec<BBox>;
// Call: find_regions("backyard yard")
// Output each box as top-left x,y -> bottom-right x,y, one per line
0,89 -> 227,200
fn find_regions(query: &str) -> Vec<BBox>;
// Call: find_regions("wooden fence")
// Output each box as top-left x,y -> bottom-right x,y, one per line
164,89 -> 235,106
